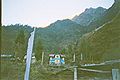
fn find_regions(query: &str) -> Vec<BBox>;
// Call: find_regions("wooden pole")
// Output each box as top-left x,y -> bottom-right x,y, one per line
73,40 -> 78,80
41,52 -> 44,65
74,66 -> 78,80
73,53 -> 75,62
73,53 -> 77,80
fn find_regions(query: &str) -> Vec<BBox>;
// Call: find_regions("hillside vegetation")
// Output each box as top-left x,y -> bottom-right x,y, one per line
78,9 -> 120,63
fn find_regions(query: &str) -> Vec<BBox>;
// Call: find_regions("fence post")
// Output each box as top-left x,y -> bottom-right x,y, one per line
41,52 -> 44,65
112,69 -> 120,80
74,66 -> 78,80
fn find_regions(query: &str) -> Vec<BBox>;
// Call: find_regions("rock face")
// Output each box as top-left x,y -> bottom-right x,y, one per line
87,0 -> 120,31
72,7 -> 106,26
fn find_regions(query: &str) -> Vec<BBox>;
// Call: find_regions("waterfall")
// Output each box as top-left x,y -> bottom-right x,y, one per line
24,28 -> 36,80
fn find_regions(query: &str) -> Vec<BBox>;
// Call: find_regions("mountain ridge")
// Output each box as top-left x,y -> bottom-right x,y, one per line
72,7 -> 106,26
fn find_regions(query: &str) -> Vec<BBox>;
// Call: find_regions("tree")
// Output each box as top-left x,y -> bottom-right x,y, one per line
35,39 -> 43,61
14,29 -> 26,61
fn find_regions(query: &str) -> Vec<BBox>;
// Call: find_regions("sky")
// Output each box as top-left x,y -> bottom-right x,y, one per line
2,0 -> 114,28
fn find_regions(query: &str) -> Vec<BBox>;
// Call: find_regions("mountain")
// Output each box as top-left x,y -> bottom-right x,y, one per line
35,19 -> 86,51
78,0 -> 120,63
36,6 -> 110,51
72,7 -> 106,26
1,6 -> 107,55
88,0 -> 120,31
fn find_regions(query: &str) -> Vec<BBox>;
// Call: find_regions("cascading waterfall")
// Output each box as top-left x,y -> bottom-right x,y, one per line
24,28 -> 36,80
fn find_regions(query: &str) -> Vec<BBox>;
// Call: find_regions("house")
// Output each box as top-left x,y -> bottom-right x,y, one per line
49,54 -> 65,66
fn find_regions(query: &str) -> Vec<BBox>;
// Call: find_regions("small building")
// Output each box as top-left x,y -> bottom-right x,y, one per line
49,54 -> 65,66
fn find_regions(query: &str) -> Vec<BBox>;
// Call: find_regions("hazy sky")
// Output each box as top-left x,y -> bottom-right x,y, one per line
2,0 -> 114,27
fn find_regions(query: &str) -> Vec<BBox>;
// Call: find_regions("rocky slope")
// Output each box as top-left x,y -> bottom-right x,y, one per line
72,7 -> 106,26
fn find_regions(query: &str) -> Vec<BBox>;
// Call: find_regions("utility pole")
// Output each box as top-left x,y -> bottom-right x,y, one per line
73,53 -> 75,62
41,51 -> 44,65
73,40 -> 78,80
73,53 -> 77,80
81,53 -> 83,61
